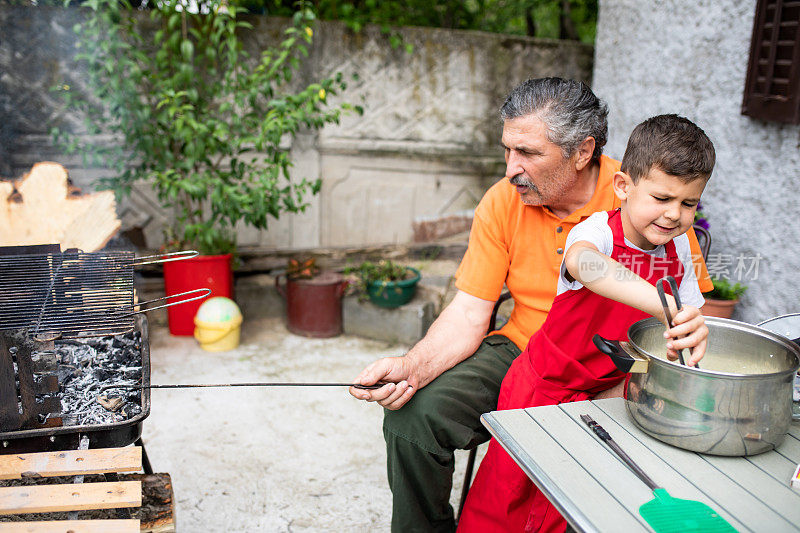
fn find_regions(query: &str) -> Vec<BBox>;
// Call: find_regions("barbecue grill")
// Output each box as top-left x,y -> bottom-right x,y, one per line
0,314 -> 151,456
0,245 -> 199,471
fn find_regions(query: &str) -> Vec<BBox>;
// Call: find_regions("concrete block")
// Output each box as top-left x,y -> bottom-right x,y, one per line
343,294 -> 435,346
235,274 -> 285,320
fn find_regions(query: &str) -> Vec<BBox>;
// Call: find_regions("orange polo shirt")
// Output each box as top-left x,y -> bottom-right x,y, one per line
455,155 -> 712,350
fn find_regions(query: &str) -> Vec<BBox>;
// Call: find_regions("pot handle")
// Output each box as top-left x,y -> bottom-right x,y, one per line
337,280 -> 349,298
592,334 -> 649,374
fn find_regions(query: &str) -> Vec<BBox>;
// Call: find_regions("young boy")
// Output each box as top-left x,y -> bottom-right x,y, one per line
458,114 -> 715,532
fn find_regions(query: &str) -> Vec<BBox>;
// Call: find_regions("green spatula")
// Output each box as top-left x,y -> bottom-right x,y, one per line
580,414 -> 737,532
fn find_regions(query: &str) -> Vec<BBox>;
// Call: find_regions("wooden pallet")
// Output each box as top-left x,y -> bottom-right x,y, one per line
0,447 -> 143,532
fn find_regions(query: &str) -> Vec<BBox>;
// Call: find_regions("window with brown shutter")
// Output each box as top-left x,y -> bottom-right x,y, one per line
741,0 -> 800,124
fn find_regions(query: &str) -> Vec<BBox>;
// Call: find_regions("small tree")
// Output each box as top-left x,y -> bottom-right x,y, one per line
53,0 -> 360,254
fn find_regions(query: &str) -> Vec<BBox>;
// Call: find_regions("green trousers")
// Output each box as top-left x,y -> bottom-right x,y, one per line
383,335 -> 521,532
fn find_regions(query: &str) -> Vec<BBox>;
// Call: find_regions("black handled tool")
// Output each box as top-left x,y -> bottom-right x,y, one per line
657,276 -> 698,368
581,414 -> 658,489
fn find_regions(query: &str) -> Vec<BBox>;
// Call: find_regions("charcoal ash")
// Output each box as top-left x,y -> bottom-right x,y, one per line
50,330 -> 143,426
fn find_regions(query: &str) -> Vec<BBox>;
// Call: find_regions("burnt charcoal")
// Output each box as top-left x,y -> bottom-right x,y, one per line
57,365 -> 77,384
121,403 -> 142,418
106,349 -> 133,365
84,337 -> 113,353
121,368 -> 140,380
112,336 -> 134,349
126,391 -> 141,402
46,330 -> 143,427
93,367 -> 112,381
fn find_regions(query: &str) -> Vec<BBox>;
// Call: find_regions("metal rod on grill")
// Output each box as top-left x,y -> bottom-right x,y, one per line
102,382 -> 384,391
109,288 -> 212,317
131,250 -> 199,266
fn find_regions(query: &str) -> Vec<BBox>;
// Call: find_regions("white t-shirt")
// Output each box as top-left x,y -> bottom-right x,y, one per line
557,211 -> 704,308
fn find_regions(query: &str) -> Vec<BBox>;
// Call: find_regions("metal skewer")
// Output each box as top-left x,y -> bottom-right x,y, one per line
101,382 -> 384,391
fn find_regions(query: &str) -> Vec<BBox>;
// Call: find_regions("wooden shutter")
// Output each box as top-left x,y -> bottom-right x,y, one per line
741,0 -> 800,123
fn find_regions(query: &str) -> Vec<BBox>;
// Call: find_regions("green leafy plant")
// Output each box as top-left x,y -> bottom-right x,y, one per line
708,277 -> 747,301
260,0 -> 598,43
52,0 -> 361,255
348,259 -> 411,282
345,259 -> 414,295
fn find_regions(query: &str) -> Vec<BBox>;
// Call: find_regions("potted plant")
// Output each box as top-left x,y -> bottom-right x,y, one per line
348,260 -> 421,308
53,2 -> 359,335
274,257 -> 348,337
703,277 -> 747,319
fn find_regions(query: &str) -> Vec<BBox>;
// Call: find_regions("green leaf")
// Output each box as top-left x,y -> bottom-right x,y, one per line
181,39 -> 194,60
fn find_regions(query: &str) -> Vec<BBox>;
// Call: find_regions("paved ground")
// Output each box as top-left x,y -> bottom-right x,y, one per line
144,315 -> 480,532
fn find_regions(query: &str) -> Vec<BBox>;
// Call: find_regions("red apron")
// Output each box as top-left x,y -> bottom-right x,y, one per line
458,209 -> 685,533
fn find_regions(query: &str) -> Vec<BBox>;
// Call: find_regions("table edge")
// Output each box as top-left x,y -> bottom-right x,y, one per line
481,411 -> 601,533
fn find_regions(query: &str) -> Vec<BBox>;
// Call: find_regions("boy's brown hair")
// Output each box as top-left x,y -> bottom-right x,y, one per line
621,114 -> 715,183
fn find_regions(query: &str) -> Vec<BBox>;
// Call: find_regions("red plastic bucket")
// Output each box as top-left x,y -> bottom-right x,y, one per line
163,254 -> 233,336
275,271 -> 347,338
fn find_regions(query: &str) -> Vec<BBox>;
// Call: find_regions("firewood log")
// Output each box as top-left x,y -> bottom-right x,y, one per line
0,162 -> 120,252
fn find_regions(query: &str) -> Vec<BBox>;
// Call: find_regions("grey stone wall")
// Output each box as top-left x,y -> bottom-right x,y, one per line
0,6 -> 593,250
593,0 -> 800,323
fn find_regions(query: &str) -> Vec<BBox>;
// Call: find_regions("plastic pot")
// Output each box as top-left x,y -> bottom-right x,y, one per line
162,254 -> 233,336
366,267 -> 421,309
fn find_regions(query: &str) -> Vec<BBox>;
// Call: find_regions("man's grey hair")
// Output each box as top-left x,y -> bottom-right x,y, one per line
500,77 -> 608,161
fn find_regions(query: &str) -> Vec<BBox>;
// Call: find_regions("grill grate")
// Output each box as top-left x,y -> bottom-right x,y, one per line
0,251 -> 136,339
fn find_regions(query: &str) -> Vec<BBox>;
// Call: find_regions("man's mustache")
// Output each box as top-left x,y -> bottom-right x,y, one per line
509,175 -> 536,190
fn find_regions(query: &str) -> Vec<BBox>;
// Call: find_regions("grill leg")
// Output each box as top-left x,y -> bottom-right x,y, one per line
136,437 -> 154,474
68,435 -> 91,521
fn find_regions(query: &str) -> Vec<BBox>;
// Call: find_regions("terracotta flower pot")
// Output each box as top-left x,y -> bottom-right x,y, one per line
702,298 -> 738,319
274,271 -> 347,338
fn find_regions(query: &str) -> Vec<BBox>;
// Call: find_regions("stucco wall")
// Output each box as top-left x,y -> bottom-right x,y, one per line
0,7 -> 593,250
592,0 -> 800,323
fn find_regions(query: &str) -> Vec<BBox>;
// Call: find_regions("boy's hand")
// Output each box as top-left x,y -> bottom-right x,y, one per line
663,305 -> 707,365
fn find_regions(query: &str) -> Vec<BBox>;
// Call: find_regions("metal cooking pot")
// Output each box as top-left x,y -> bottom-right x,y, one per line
757,312 -> 800,341
594,316 -> 800,456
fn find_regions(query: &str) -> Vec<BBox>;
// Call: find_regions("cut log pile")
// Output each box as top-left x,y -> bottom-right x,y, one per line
0,162 -> 120,252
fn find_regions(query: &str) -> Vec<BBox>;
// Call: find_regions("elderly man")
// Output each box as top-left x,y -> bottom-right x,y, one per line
351,78 -> 711,532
